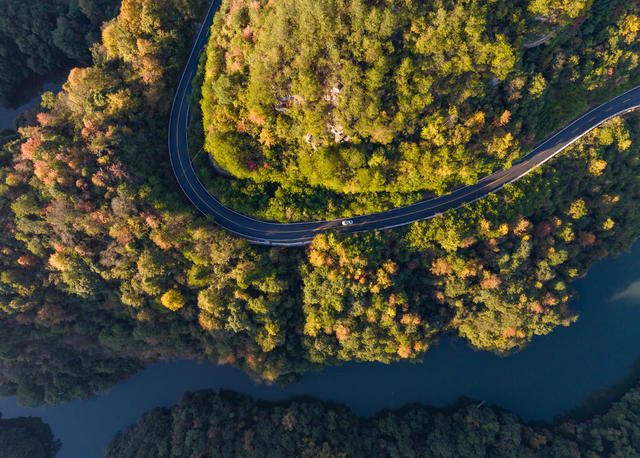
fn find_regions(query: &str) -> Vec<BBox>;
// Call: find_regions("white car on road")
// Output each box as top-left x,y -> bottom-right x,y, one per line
341,219 -> 354,226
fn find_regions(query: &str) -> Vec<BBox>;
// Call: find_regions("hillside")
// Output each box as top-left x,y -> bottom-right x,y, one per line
0,0 -> 639,406
201,0 -> 640,221
106,377 -> 640,457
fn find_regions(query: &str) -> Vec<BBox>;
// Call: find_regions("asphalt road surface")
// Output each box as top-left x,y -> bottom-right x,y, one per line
169,0 -> 640,246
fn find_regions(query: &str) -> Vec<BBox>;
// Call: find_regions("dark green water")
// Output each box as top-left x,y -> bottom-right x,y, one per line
1,240 -> 640,457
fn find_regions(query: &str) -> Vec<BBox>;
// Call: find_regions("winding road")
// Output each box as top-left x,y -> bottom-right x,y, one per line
169,0 -> 640,246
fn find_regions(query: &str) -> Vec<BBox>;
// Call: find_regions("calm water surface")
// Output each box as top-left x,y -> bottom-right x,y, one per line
0,240 -> 639,457
0,81 -> 63,130
2,84 -> 640,457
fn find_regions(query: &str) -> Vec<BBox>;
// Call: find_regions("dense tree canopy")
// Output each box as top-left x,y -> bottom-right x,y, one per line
0,413 -> 60,458
201,0 -> 640,220
105,378 -> 640,457
203,0 -> 524,194
0,0 -> 640,408
0,0 -> 120,106
300,114 -> 640,359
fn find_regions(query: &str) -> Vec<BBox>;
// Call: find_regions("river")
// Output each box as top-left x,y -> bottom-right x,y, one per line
0,81 -> 63,130
0,239 -> 638,457
2,84 -> 640,457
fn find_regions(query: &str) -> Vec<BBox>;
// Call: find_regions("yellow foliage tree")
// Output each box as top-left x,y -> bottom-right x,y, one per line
161,289 -> 185,311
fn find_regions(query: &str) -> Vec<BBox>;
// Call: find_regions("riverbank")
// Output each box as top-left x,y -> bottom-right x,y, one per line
0,79 -> 64,130
1,238 -> 639,457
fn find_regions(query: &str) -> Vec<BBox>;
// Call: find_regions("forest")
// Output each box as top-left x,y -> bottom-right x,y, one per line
106,378 -> 640,457
0,0 -> 639,409
0,412 -> 60,458
200,0 -> 640,221
0,0 -> 120,106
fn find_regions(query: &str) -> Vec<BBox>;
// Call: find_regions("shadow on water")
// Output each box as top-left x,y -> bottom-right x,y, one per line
0,77 -> 65,130
1,78 -> 640,455
568,355 -> 640,421
0,239 -> 638,457
2,70 -> 68,109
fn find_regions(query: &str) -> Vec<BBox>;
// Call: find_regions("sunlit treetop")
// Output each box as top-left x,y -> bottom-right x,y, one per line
202,0 -> 590,195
